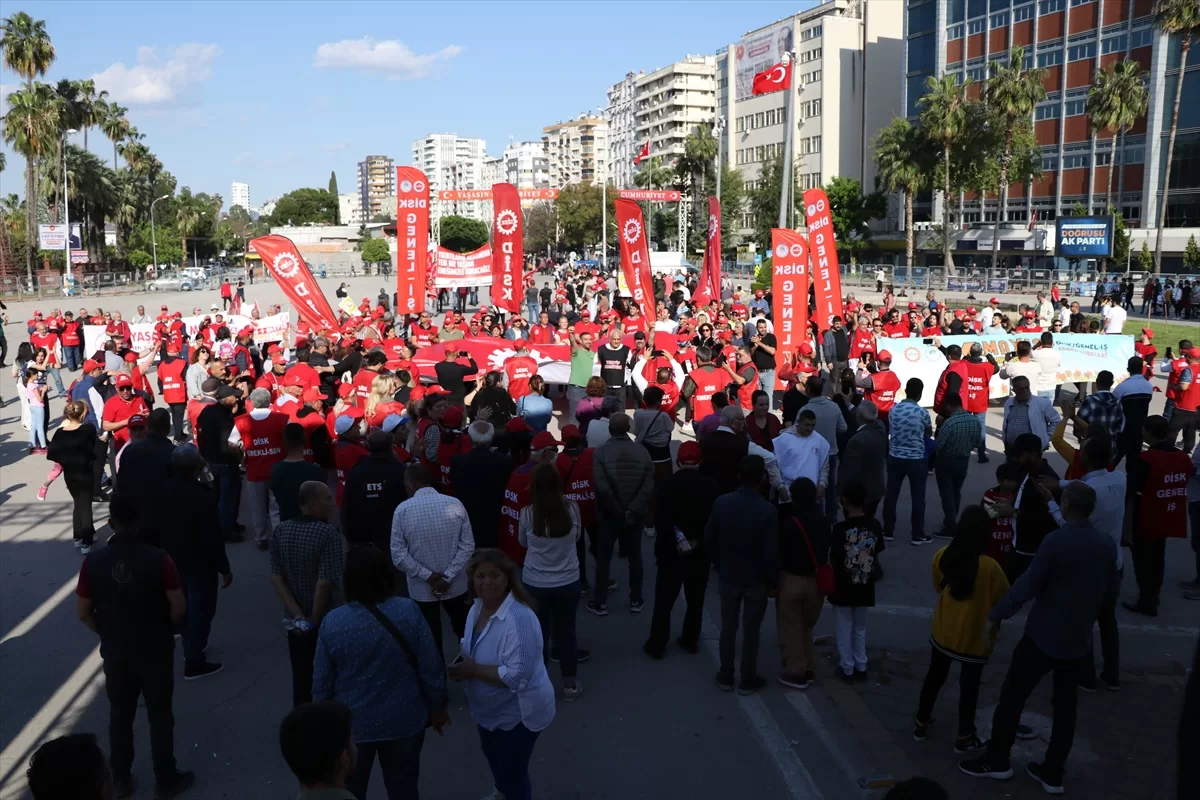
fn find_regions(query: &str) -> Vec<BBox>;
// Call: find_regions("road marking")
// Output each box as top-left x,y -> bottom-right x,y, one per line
785,693 -> 861,789
0,574 -> 79,645
872,603 -> 1199,637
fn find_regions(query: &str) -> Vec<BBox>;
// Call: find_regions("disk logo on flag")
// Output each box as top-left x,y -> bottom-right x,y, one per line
395,166 -> 431,315
802,188 -> 845,334
251,235 -> 339,332
694,195 -> 722,307
770,227 -> 811,377
273,252 -> 301,279
491,183 -> 524,314
496,210 -> 519,236
708,214 -> 718,239
622,218 -> 642,244
614,199 -> 656,318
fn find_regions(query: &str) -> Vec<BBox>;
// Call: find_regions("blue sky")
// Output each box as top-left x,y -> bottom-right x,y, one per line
2,0 -> 813,209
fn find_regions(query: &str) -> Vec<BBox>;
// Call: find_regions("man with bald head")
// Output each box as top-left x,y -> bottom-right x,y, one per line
269,480 -> 345,707
591,412 -> 655,615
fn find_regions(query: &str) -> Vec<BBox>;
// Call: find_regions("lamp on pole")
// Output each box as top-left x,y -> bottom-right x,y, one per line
150,194 -> 170,274
61,129 -> 78,284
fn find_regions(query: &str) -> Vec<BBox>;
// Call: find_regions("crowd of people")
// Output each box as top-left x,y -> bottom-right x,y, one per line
9,264 -> 1200,800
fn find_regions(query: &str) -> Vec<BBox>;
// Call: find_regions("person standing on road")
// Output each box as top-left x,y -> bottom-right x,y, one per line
706,455 -> 779,696
838,401 -> 887,519
960,482 -> 1117,795
826,481 -> 882,683
450,422 -> 514,550
590,414 -> 653,615
566,331 -> 597,424
1077,370 -> 1124,445
269,481 -> 346,707
776,478 -> 830,690
47,400 -> 99,553
230,388 -> 289,550
821,316 -> 850,390
220,278 -> 232,310
793,376 -> 845,519
76,495 -> 194,799
882,378 -> 933,545
933,394 -> 983,539
1000,377 -> 1060,458
749,318 -> 777,396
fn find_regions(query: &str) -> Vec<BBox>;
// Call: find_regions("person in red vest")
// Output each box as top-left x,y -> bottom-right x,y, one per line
848,316 -> 877,370
1169,347 -> 1200,455
932,343 -> 970,421
187,378 -> 219,442
857,350 -> 902,420
59,310 -> 84,371
1126,414 -> 1194,617
434,405 -> 471,494
351,350 -> 388,407
961,341 -> 1000,462
1133,328 -> 1157,379
256,355 -> 288,400
409,310 -> 439,349
156,342 -> 190,441
504,340 -> 538,399
679,345 -> 726,429
104,312 -> 132,344
415,393 -> 449,469
332,408 -> 369,508
723,346 -> 759,411
101,374 -> 151,478
498,431 -> 561,566
230,387 -> 289,549
1162,338 -> 1192,417
231,327 -> 257,379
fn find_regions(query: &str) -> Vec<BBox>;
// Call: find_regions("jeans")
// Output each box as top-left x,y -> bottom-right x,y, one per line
104,653 -> 177,782
594,518 -> 644,607
62,344 -> 82,371
526,302 -> 539,322
916,646 -> 984,737
832,605 -> 868,673
245,479 -> 279,544
776,574 -> 824,674
566,385 -> 587,423
986,635 -> 1081,783
974,411 -> 988,455
28,405 -> 46,448
477,723 -> 540,800
45,366 -> 64,395
757,369 -> 776,396
93,435 -> 109,495
717,583 -> 769,681
416,594 -> 470,663
1169,408 -> 1198,454
526,581 -> 581,678
1081,567 -> 1121,685
65,474 -> 95,545
646,553 -> 709,654
1130,535 -> 1166,610
824,454 -> 839,521
883,456 -> 927,540
934,454 -> 969,534
350,732 -> 425,800
287,628 -> 318,707
210,464 -> 241,537
181,574 -> 219,667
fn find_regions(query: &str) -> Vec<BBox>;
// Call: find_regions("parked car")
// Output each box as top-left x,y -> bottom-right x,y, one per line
148,272 -> 204,292
181,266 -> 213,283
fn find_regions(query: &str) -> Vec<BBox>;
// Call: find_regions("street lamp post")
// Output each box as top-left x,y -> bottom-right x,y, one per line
150,194 -> 170,276
61,129 -> 77,287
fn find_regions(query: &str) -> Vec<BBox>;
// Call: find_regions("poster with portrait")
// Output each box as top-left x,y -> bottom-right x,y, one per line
734,21 -> 795,101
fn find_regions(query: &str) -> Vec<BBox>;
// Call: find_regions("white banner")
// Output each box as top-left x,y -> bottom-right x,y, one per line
83,312 -> 291,357
882,333 -> 1136,407
434,246 -> 493,288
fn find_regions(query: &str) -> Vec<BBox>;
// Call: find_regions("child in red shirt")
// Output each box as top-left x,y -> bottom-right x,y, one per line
981,462 -> 1021,568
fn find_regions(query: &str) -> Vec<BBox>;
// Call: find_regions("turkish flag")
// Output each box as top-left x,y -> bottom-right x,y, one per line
614,199 -> 656,318
395,166 -> 430,315
693,196 -> 721,306
633,139 -> 650,165
752,61 -> 792,95
770,228 -> 810,374
491,183 -> 523,314
251,235 -> 339,332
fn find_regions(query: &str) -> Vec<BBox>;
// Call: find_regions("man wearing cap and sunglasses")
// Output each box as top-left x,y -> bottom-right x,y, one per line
102,373 -> 151,489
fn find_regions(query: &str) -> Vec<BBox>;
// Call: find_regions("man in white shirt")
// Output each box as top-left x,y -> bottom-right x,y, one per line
1000,340 -> 1043,396
391,463 -> 475,660
773,409 -> 831,494
1101,296 -> 1127,333
1030,333 -> 1062,401
1035,292 -> 1054,328
981,297 -> 1000,331
1057,300 -> 1073,330
653,307 -> 679,334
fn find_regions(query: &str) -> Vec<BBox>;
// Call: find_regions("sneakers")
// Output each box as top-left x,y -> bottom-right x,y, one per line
1184,585 -> 1200,601
1099,673 -> 1121,691
183,661 -> 224,681
912,717 -> 934,742
79,544 -> 91,555
1122,600 -> 1157,617
978,453 -> 990,463
853,668 -> 868,682
737,675 -> 767,696
629,599 -> 645,613
1026,762 -> 1065,795
73,539 -> 82,550
642,641 -> 665,660
1077,678 -> 1098,693
837,670 -> 856,685
932,529 -> 954,540
643,526 -> 656,538
586,601 -> 608,617
882,532 -> 896,542
910,533 -> 933,546
563,681 -> 584,702
779,672 -> 811,690
959,756 -> 1013,780
675,637 -> 699,655
550,648 -> 590,664
716,672 -> 735,692
153,769 -> 195,799
479,789 -> 506,800
954,734 -> 988,755
37,485 -> 48,501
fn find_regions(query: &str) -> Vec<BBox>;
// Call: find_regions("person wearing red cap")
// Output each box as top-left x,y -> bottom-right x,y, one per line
157,341 -> 190,441
503,339 -> 539,399
430,405 -> 472,493
856,350 -> 902,419
231,388 -> 290,549
101,373 -> 151,480
497,424 -> 562,566
231,327 -> 258,379
1132,328 -> 1157,379
1014,310 -> 1042,334
59,310 -> 83,371
434,343 -> 479,406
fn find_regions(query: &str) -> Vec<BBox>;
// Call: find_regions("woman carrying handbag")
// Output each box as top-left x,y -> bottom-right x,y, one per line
776,477 -> 833,690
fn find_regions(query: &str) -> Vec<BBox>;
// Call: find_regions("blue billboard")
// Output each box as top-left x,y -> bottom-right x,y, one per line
1056,216 -> 1113,258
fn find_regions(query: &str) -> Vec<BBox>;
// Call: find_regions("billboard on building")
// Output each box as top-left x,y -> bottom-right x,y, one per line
1055,216 -> 1113,258
734,20 -> 795,102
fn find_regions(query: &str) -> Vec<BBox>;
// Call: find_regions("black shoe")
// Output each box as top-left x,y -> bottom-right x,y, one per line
586,601 -> 608,617
932,530 -> 954,540
1015,723 -> 1038,740
232,522 -> 246,533
184,661 -> 223,681
676,637 -> 699,655
1077,678 -> 1097,693
959,756 -> 1013,780
642,641 -> 665,660
1099,672 -> 1121,691
1026,762 -> 1064,795
114,776 -> 134,799
955,734 -> 988,755
550,648 -> 590,664
803,670 -> 815,683
978,453 -> 990,463
716,671 -> 735,692
1122,600 -> 1157,617
154,769 -> 195,799
224,532 -> 245,544
256,539 -> 269,551
737,675 -> 767,696
853,668 -> 868,682
912,716 -> 934,742
837,670 -> 856,685
910,534 -> 933,546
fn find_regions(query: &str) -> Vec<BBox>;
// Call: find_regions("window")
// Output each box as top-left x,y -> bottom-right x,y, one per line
1039,0 -> 1064,11
801,25 -> 822,41
1037,49 -> 1064,67
1035,104 -> 1061,120
811,135 -> 821,153
1068,42 -> 1096,61
1130,28 -> 1154,48
1095,151 -> 1112,166
1065,99 -> 1086,116
1063,153 -> 1088,168
779,104 -> 787,123
1102,34 -> 1127,54
801,70 -> 822,83
736,116 -> 745,133
1014,3 -> 1035,22
967,66 -> 986,81
991,11 -> 1009,27
968,18 -> 986,34
755,112 -> 765,128
1124,145 -> 1145,164
1069,0 -> 1095,5
766,143 -> 777,159
1042,153 -> 1060,170
1023,51 -> 1035,69
766,109 -> 776,125
756,145 -> 766,161
948,24 -> 965,40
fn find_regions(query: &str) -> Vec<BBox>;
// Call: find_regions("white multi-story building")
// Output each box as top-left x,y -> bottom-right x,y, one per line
717,0 -> 903,236
503,140 -> 550,190
356,155 -> 395,221
634,55 -> 718,170
411,133 -> 488,223
230,182 -> 250,211
605,72 -> 641,190
542,114 -> 608,187
482,156 -> 505,191
337,192 -> 362,226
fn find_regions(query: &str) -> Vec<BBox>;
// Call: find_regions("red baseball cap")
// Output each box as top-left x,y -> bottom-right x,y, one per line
989,297 -> 1000,305
443,405 -> 464,428
677,441 -> 702,466
284,374 -> 306,388
302,387 -> 324,404
1024,310 -> 1035,318
560,424 -> 582,443
876,350 -> 893,363
337,383 -> 355,398
506,417 -> 532,434
1141,328 -> 1154,339
123,352 -> 138,363
126,414 -> 147,428
160,305 -> 168,311
81,359 -> 102,372
908,302 -> 918,310
238,326 -> 254,337
954,309 -> 966,319
755,290 -> 765,299
115,373 -> 134,387
798,343 -> 814,356
967,306 -> 977,315
530,431 -> 559,451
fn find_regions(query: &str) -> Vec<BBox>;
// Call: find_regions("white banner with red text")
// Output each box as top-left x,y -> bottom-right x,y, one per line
83,312 -> 292,358
432,246 -> 493,288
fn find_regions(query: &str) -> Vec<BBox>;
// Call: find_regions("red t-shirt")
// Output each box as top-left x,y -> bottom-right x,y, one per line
29,332 -> 60,364
102,394 -> 151,449
77,552 -> 181,597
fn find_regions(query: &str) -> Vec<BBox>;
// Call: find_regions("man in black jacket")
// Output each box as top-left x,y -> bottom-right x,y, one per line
157,444 -> 231,681
450,421 -> 513,549
433,343 -> 478,405
700,405 -> 750,494
116,408 -> 176,503
196,384 -> 244,541
644,441 -> 719,659
342,432 -> 408,553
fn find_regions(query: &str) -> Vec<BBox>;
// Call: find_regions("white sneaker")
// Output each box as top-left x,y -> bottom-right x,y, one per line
479,789 -> 506,800
563,681 -> 583,702
643,526 -> 656,538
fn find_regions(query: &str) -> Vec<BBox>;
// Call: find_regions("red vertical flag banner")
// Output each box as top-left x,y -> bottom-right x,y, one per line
250,235 -> 339,332
491,183 -> 523,314
395,167 -> 430,315
614,199 -> 657,318
770,228 -> 810,374
693,196 -> 721,307
802,188 -> 845,334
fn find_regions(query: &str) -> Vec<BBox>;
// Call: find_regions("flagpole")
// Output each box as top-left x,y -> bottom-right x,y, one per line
601,179 -> 607,268
777,52 -> 795,230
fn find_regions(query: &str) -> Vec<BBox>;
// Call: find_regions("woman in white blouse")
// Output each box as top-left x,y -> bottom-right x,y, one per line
450,549 -> 555,800
518,463 -> 584,701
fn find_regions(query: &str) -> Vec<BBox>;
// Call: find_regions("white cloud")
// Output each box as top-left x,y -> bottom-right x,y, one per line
313,38 -> 461,79
323,138 -> 352,152
92,44 -> 220,106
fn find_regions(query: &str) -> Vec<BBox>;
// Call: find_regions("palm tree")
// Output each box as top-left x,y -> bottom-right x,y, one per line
75,79 -> 106,149
682,125 -> 719,247
100,101 -> 131,169
1086,60 -> 1148,272
1153,0 -> 1200,272
981,47 -> 1047,269
874,118 -> 933,267
919,74 -> 971,274
2,83 -> 58,212
2,11 -> 55,280
633,155 -> 675,249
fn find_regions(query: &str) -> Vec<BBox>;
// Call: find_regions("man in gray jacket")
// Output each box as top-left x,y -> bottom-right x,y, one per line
838,401 -> 888,519
590,413 -> 654,616
797,375 -> 847,519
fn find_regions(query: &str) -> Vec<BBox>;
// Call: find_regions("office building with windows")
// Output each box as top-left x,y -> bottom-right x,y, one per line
356,155 -> 396,222
542,114 -> 608,186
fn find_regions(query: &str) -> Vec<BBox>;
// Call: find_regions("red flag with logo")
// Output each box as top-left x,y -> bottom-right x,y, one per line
693,196 -> 721,306
770,228 -> 810,374
491,183 -> 523,314
634,139 -> 650,165
752,61 -> 792,95
250,235 -> 339,332
394,166 -> 430,315
802,188 -> 844,335
614,199 -> 656,318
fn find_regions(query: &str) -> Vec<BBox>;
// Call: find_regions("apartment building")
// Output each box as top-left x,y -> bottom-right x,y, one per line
356,155 -> 395,221
542,114 -> 608,186
606,72 -> 641,190
411,133 -> 489,222
504,140 -> 551,190
337,192 -> 362,226
634,55 -> 718,169
230,182 -> 249,211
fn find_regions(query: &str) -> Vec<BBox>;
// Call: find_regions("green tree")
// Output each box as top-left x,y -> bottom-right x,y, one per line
1111,210 -> 1131,270
920,74 -> 971,272
678,124 -> 719,250
749,152 -> 801,254
269,187 -> 338,226
127,249 -> 151,268
717,164 -> 746,260
524,202 -> 557,256
1139,240 -> 1153,270
1087,59 -> 1148,272
555,183 -> 607,251
982,47 -> 1047,268
1153,0 -> 1200,272
440,215 -> 489,252
1069,201 -> 1089,216
2,10 -> 55,280
1184,234 -> 1200,270
99,101 -> 131,169
360,237 -> 390,264
873,117 -> 935,266
328,170 -> 339,224
824,176 -> 887,265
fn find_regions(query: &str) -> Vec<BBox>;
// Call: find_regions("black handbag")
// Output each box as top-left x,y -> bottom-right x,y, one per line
362,603 -> 442,727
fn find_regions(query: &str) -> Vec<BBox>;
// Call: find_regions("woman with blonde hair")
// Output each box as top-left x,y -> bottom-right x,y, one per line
450,549 -> 554,800
47,400 -> 99,553
366,373 -> 405,430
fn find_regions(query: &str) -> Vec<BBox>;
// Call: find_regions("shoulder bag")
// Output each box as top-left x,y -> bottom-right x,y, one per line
363,602 -> 441,727
792,516 -> 836,596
